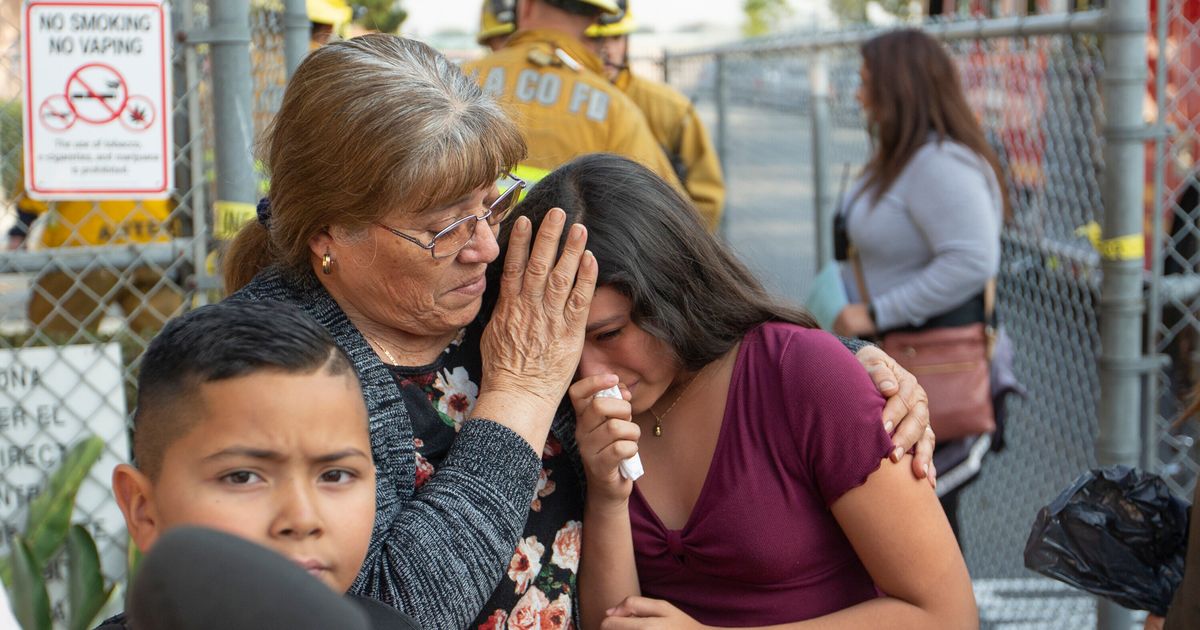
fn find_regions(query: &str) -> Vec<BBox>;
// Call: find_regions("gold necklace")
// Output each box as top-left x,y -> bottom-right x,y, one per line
649,363 -> 711,437
362,331 -> 400,366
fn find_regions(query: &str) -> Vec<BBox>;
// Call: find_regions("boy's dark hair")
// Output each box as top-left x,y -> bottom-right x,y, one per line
133,300 -> 356,478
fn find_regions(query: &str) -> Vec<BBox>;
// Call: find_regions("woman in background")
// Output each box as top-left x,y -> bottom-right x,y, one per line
833,29 -> 1006,539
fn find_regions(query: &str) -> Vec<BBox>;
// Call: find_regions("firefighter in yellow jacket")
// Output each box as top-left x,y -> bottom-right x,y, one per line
9,160 -> 183,336
463,0 -> 683,201
585,0 -> 724,228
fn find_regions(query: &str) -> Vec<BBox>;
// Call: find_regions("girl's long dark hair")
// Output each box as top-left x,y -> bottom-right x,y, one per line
860,29 -> 1009,217
485,153 -> 817,371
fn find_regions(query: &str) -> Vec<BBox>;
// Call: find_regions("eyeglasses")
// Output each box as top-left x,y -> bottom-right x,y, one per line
376,173 -> 526,259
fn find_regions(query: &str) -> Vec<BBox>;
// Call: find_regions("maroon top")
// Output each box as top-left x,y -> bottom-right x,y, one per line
629,323 -> 893,626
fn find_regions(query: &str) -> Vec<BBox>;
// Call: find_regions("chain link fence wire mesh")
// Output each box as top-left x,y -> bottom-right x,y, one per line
0,0 -> 212,623
655,48 -> 845,303
250,0 -> 284,195
1149,0 -> 1200,505
662,19 -> 1114,626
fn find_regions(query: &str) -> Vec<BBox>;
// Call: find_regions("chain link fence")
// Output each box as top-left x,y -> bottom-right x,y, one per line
654,47 -> 850,302
0,0 -> 213,623
250,0 -> 285,192
1148,0 -> 1200,505
660,13 -> 1125,627
0,0 -> 290,620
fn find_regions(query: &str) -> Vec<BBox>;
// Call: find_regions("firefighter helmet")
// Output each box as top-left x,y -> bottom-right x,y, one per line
544,0 -> 621,17
585,0 -> 633,38
477,0 -> 516,45
307,0 -> 352,27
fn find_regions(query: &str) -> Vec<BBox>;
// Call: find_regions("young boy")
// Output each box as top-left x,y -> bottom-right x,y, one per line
97,300 -> 383,628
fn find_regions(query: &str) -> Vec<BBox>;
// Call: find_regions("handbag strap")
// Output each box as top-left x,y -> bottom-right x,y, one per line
984,277 -> 996,321
850,245 -> 872,308
984,277 -> 998,358
843,172 -> 874,309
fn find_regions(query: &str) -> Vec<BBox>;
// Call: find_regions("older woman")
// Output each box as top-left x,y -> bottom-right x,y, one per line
224,34 -> 934,628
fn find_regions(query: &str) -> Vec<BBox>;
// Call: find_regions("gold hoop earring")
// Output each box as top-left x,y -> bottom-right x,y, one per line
322,251 -> 333,275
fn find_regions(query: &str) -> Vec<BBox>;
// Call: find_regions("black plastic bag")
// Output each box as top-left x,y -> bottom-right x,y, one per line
1023,465 -> 1190,616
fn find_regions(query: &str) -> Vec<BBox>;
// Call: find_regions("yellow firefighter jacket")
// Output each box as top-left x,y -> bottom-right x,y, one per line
617,68 -> 724,231
15,161 -> 176,248
463,29 -> 681,191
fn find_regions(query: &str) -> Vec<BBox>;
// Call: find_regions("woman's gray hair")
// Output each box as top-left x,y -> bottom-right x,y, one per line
225,34 -> 527,290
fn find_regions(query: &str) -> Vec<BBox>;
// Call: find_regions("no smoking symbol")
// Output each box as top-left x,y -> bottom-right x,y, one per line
66,63 -> 128,124
39,94 -> 76,131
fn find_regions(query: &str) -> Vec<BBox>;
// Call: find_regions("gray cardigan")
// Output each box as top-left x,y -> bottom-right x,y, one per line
840,139 -> 1002,331
234,267 -> 544,629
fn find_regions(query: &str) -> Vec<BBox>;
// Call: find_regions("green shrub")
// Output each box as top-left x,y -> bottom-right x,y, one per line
1,437 -> 116,630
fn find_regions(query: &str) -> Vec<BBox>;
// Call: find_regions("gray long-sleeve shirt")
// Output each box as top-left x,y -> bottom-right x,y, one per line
840,138 -> 1002,332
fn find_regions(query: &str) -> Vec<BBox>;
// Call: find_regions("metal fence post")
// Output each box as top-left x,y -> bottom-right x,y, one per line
715,52 -> 730,239
184,0 -> 210,304
810,50 -> 832,266
1144,0 -> 1168,472
283,0 -> 308,78
170,0 -> 192,202
209,0 -> 257,225
1097,1 -> 1150,628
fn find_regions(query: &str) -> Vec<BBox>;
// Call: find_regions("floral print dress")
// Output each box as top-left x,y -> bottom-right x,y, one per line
386,332 -> 584,630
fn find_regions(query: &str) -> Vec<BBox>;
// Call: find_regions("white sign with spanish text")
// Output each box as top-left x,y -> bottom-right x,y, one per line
0,344 -> 128,623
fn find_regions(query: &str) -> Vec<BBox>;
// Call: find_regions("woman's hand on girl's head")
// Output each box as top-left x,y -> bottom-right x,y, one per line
474,210 -> 598,453
570,374 -> 639,505
855,345 -> 936,488
601,597 -> 709,630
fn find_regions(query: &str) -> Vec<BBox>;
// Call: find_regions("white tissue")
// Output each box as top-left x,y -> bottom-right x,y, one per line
595,384 -> 644,481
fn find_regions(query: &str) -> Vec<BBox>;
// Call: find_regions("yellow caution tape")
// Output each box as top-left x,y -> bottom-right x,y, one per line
205,249 -> 220,276
1096,233 -> 1144,261
214,201 -> 257,241
1074,221 -> 1145,261
1075,221 -> 1101,248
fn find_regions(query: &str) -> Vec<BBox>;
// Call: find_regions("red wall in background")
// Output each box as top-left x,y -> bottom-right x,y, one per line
1150,0 -> 1200,265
